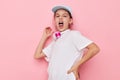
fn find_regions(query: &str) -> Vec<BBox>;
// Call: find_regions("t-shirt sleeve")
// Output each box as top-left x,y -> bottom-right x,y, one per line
42,41 -> 54,62
72,31 -> 93,51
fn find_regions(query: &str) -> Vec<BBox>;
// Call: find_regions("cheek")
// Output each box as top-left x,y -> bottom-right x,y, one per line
64,20 -> 70,25
54,19 -> 57,25
54,19 -> 59,23
64,18 -> 71,23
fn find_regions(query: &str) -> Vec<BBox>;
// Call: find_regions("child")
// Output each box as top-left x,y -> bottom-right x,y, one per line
34,5 -> 100,80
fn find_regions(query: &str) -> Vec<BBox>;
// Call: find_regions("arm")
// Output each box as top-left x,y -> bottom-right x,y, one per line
34,27 -> 53,59
74,43 -> 100,67
67,43 -> 100,79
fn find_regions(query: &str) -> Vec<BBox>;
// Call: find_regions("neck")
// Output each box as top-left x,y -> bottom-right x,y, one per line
59,28 -> 70,32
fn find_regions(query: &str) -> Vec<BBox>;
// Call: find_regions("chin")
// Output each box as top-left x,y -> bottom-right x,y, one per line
57,29 -> 63,32
56,26 -> 68,32
58,28 -> 67,32
56,27 -> 63,31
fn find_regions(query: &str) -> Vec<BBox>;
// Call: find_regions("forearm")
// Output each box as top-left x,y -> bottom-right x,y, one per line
76,49 -> 98,67
34,27 -> 53,59
34,36 -> 47,59
74,43 -> 100,68
67,46 -> 99,78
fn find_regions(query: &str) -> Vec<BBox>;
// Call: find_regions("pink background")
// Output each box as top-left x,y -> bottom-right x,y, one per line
0,0 -> 120,80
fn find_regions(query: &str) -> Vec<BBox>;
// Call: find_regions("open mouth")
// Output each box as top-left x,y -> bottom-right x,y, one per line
59,22 -> 64,26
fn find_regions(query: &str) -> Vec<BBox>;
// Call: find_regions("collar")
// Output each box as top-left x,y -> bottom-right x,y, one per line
60,29 -> 71,35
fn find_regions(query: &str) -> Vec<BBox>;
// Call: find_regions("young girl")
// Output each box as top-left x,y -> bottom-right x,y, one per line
34,5 -> 100,80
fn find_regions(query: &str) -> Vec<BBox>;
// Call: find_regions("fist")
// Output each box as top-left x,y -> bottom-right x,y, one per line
46,27 -> 52,34
42,27 -> 53,39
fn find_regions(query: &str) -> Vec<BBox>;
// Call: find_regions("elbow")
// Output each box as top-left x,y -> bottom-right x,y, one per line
34,54 -> 40,59
34,55 -> 38,59
87,43 -> 100,55
34,52 -> 44,59
95,47 -> 100,54
93,45 -> 100,55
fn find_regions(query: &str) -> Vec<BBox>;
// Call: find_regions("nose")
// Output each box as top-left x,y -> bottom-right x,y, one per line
59,17 -> 63,21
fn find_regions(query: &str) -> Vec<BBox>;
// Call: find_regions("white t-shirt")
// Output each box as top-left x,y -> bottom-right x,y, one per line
42,29 -> 93,80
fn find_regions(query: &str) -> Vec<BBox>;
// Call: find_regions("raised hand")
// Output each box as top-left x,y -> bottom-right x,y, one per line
42,27 -> 53,39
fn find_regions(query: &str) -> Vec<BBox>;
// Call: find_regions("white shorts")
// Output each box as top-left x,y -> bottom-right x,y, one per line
48,72 -> 76,80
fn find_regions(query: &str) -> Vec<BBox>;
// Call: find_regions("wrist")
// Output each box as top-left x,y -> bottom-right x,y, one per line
74,63 -> 81,69
42,35 -> 48,39
40,36 -> 47,43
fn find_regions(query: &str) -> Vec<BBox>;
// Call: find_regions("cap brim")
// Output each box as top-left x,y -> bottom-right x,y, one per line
52,5 -> 72,14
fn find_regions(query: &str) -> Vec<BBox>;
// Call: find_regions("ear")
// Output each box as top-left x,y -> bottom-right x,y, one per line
69,18 -> 73,25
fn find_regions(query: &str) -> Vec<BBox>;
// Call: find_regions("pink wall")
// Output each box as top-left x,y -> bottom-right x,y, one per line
0,0 -> 120,80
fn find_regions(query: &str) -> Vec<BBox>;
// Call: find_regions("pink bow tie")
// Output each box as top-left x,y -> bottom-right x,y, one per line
55,31 -> 61,39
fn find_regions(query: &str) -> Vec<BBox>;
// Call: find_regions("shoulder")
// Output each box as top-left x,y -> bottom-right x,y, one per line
70,30 -> 82,37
